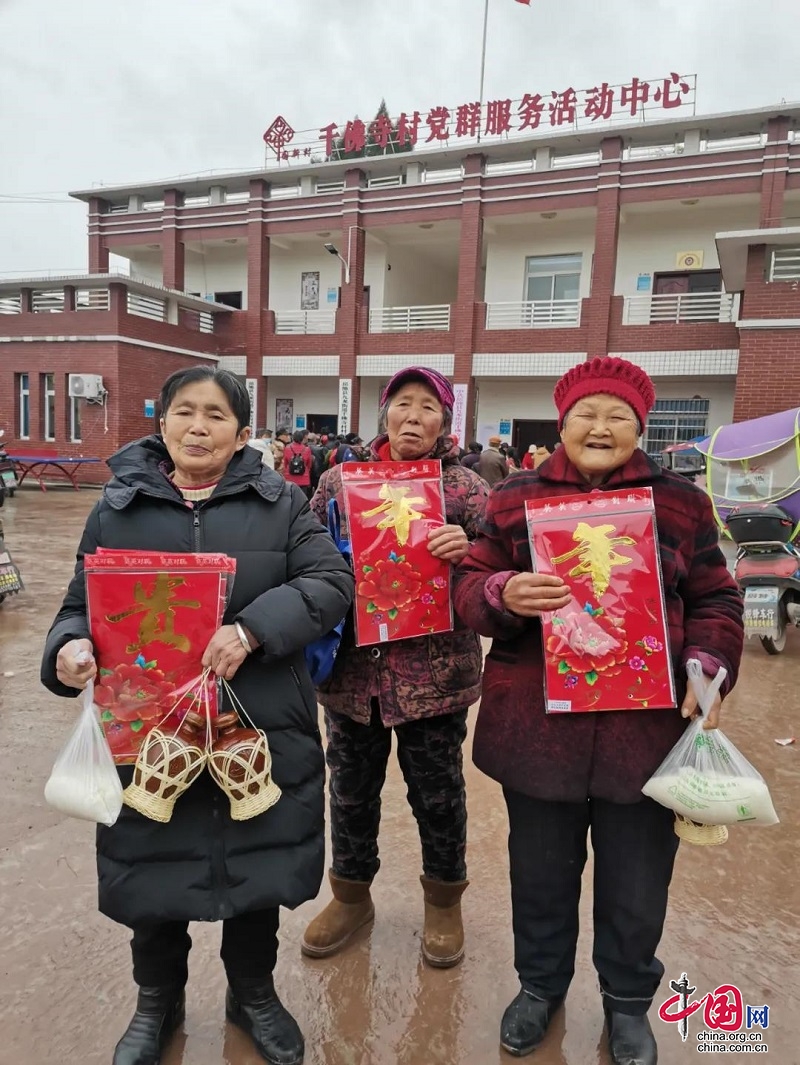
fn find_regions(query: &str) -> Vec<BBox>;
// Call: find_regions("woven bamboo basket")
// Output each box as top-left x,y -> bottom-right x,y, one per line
674,813 -> 729,846
208,712 -> 281,821
123,712 -> 208,823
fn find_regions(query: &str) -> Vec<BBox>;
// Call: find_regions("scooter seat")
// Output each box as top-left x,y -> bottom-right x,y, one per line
736,554 -> 800,580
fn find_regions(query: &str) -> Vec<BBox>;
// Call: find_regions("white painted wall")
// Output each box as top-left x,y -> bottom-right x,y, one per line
127,252 -> 162,284
269,250 -> 344,311
614,203 -> 760,295
184,249 -> 248,304
384,245 -> 458,306
264,377 -> 339,431
358,378 -> 384,441
475,376 -> 735,444
483,221 -> 596,304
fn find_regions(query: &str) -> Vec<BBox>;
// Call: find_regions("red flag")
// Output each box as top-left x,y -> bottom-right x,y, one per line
515,0 -> 531,5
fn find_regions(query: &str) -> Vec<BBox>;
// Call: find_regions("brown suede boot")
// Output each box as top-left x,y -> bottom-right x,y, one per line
420,876 -> 469,968
301,871 -> 375,958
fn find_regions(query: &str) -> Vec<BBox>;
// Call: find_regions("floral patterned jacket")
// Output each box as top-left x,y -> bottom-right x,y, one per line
309,434 -> 490,726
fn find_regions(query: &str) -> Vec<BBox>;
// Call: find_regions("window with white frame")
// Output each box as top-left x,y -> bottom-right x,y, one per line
17,373 -> 30,439
524,253 -> 582,303
644,398 -> 710,457
69,395 -> 82,442
43,372 -> 56,441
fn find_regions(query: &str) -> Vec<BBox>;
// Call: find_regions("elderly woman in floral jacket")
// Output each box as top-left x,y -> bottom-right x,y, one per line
454,357 -> 744,1065
302,367 -> 489,969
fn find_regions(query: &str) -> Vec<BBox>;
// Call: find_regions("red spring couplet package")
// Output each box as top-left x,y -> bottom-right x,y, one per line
85,551 -> 236,763
525,488 -> 675,714
341,460 -> 452,646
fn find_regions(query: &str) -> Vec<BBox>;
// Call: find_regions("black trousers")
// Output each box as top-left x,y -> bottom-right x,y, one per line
504,789 -> 679,1016
325,700 -> 468,883
130,908 -> 280,988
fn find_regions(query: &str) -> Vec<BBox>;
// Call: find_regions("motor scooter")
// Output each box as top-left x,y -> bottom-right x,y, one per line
728,502 -> 800,654
0,430 -> 18,498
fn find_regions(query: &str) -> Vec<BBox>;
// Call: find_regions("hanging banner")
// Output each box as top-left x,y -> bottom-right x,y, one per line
338,378 -> 352,435
451,383 -> 468,448
245,378 -> 258,434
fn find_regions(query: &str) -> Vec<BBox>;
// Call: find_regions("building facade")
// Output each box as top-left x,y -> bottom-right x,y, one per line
2,101 -> 800,478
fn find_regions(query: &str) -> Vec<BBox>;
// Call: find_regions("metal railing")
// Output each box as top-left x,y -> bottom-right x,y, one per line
75,289 -> 111,311
369,304 -> 451,332
274,309 -> 337,334
127,292 -> 166,321
0,294 -> 21,314
485,299 -> 582,329
178,307 -> 215,334
769,248 -> 800,282
623,291 -> 736,324
32,290 -> 66,313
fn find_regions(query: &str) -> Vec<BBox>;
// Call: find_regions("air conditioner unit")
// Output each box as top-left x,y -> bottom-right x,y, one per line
68,373 -> 105,399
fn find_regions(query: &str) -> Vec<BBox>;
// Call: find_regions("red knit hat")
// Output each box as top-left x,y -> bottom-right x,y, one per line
554,357 -> 655,430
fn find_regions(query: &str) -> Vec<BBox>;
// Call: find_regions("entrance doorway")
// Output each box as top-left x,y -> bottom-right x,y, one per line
653,269 -> 721,295
513,419 -> 560,457
306,412 -> 338,436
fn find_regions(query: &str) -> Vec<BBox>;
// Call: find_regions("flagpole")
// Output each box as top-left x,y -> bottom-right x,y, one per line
477,0 -> 489,144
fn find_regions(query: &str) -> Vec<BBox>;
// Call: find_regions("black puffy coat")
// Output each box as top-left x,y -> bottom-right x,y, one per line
41,436 -> 353,928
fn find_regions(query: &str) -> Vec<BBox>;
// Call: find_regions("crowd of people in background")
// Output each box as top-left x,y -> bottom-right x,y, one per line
250,423 -> 552,494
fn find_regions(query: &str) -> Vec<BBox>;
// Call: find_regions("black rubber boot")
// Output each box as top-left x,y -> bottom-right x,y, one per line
112,986 -> 185,1065
500,989 -> 564,1057
226,977 -> 304,1065
604,1009 -> 658,1065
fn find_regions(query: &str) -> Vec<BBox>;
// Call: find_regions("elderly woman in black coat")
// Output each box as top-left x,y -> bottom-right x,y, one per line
41,367 -> 353,1065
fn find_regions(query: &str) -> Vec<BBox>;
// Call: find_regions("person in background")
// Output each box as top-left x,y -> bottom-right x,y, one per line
477,435 -> 508,487
453,356 -> 744,1065
283,430 -> 313,499
272,429 -> 291,476
41,366 -> 353,1065
306,433 -> 327,493
461,441 -> 483,470
248,428 -> 275,470
302,366 -> 490,971
329,433 -> 366,466
521,443 -> 551,471
505,446 -> 522,473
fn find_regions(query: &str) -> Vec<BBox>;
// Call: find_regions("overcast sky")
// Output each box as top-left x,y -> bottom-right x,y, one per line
2,0 -> 800,275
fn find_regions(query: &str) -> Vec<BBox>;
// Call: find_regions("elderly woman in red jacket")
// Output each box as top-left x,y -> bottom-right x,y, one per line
302,367 -> 489,969
454,357 -> 743,1065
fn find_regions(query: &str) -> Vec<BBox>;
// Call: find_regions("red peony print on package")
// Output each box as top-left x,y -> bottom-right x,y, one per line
341,461 -> 452,645
525,488 -> 675,714
84,550 -> 236,763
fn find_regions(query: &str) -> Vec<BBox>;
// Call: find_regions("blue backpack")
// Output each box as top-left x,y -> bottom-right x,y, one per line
304,498 -> 351,686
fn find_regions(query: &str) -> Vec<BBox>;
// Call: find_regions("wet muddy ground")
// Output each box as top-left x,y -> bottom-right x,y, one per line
0,489 -> 797,1065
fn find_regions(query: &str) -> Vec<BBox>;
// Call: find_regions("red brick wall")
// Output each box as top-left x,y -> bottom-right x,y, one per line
0,341 -> 215,484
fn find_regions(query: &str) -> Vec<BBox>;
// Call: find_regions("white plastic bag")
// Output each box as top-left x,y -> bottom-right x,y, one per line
44,679 -> 123,826
642,659 -> 779,827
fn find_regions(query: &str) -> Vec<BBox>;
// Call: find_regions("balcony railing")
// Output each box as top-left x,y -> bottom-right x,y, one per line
274,309 -> 337,334
623,292 -> 737,325
369,305 -> 451,333
485,300 -> 582,329
127,292 -> 167,322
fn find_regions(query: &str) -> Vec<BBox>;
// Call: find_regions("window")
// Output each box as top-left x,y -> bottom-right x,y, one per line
525,254 -> 582,303
17,373 -> 30,439
66,376 -> 82,443
213,290 -> 242,309
42,373 -> 56,441
644,398 -> 710,457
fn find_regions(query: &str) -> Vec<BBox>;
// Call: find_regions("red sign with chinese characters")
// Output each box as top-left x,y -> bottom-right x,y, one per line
526,488 -> 675,714
263,74 -> 696,162
341,461 -> 452,646
85,552 -> 236,763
